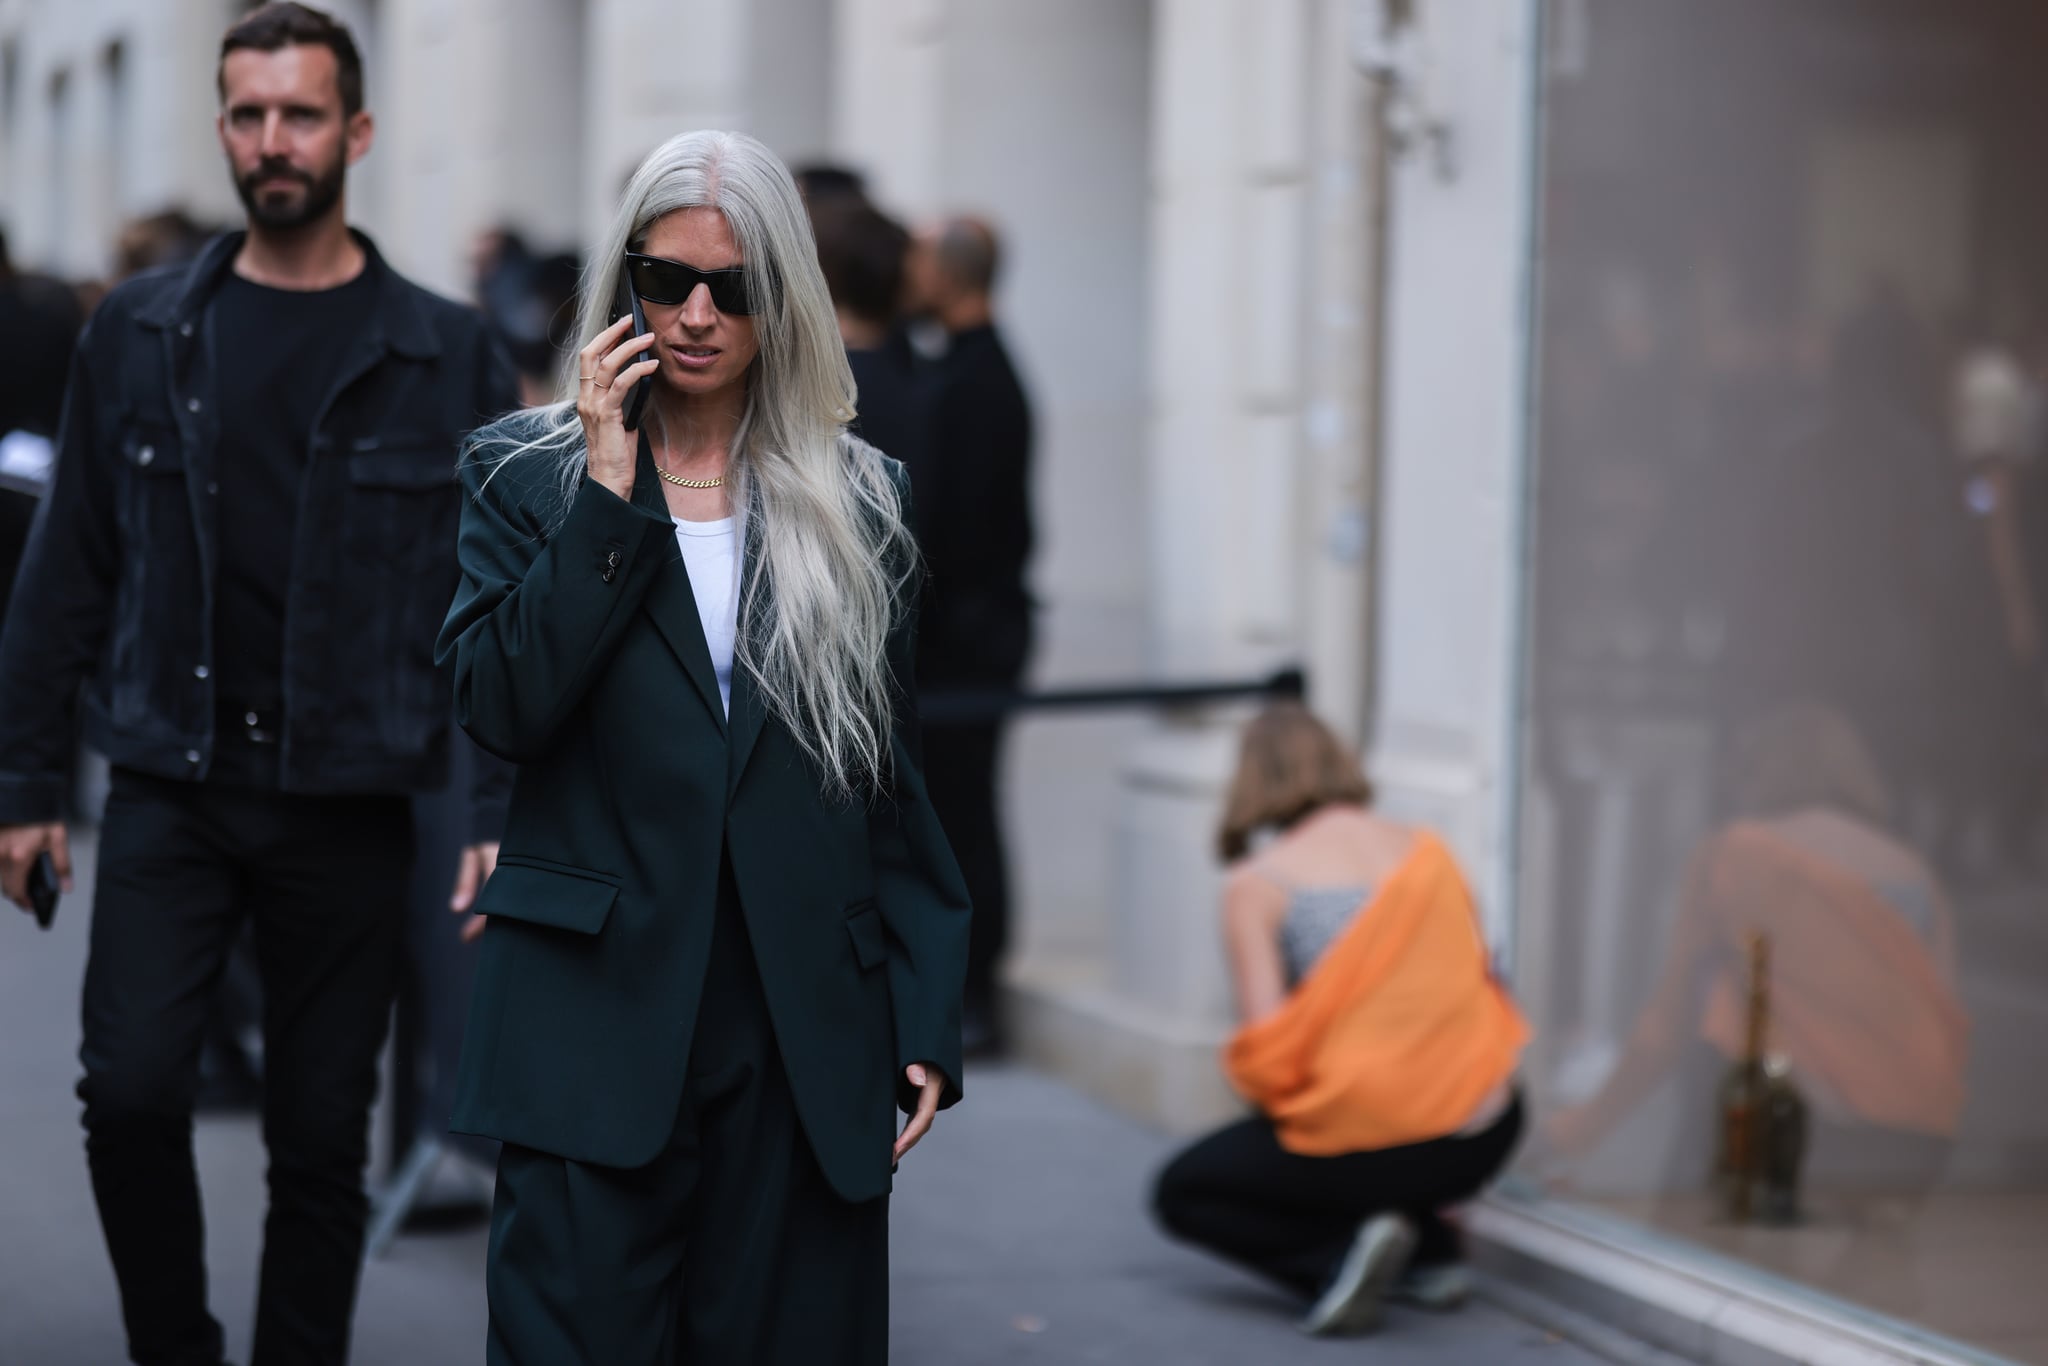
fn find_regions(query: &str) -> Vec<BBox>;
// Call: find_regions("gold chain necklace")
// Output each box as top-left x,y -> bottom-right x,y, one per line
655,464 -> 724,489
653,446 -> 725,489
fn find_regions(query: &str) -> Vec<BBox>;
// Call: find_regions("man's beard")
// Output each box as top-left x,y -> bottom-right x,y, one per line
235,154 -> 345,231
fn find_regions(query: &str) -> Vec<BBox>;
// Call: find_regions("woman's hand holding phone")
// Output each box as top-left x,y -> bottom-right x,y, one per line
576,314 -> 659,502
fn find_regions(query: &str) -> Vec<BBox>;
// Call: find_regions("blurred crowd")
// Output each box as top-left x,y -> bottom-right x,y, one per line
1534,245 -> 2048,883
0,162 -> 1040,1093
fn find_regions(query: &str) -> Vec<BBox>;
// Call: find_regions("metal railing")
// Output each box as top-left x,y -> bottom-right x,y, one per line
920,666 -> 1306,726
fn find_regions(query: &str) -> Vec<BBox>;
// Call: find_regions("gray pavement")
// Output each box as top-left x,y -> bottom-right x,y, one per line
1,832 -> 1615,1364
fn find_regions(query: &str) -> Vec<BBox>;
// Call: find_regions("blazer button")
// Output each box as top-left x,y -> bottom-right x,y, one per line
605,550 -> 623,568
602,568 -> 617,584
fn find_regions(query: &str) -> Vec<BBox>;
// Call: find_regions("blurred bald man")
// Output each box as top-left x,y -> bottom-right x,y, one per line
904,215 -> 1034,1057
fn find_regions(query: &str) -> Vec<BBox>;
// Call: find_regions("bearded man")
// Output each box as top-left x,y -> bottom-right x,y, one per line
0,6 -> 518,1363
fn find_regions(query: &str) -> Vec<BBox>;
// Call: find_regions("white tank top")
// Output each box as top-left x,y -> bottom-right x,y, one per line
672,515 -> 741,716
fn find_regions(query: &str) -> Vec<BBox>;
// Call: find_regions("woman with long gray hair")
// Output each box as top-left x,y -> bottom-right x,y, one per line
437,129 -> 972,1364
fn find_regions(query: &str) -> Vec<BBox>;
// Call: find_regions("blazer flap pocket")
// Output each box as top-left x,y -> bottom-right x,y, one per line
845,902 -> 887,971
347,448 -> 459,491
478,860 -> 620,935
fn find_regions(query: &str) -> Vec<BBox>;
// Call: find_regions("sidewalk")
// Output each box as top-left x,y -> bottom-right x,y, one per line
892,1062 -> 1615,1365
0,834 -> 1620,1363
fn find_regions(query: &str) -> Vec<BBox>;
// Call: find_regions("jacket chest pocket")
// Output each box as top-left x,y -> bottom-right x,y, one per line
116,420 -> 192,549
342,443 -> 460,576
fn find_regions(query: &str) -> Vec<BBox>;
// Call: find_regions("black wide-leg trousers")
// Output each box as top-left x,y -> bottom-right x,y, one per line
80,768 -> 413,1366
484,870 -> 889,1366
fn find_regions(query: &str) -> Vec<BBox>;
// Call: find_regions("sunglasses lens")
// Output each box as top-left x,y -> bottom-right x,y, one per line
626,256 -> 688,305
627,256 -> 760,314
707,274 -> 756,315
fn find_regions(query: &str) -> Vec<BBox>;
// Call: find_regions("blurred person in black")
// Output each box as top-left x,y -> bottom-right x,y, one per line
0,226 -> 85,443
903,215 -> 1035,1055
1946,309 -> 2048,869
0,6 -> 518,1365
471,227 -> 583,407
812,197 -> 932,500
0,228 -> 85,614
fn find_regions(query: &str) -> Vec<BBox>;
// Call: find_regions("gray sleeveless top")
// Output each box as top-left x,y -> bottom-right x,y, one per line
1277,883 -> 1374,987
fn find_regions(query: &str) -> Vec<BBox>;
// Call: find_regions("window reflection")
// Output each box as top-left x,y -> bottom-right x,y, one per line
1522,4 -> 2048,1357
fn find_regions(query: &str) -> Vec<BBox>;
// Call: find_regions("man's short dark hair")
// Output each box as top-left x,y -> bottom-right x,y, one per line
812,201 -> 910,328
934,217 -> 1001,296
793,164 -> 870,211
219,3 -> 364,118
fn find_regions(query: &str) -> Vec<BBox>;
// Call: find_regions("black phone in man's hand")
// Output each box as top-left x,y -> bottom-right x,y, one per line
612,275 -> 655,432
28,851 -> 58,930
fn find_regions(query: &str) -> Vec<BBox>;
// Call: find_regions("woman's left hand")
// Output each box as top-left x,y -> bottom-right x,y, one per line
450,841 -> 501,943
893,1062 -> 948,1164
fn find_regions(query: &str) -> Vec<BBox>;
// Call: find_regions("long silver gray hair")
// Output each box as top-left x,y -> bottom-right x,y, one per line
474,129 -> 913,799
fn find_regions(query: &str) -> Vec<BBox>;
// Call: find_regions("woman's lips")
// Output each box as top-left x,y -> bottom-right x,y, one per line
672,345 -> 721,370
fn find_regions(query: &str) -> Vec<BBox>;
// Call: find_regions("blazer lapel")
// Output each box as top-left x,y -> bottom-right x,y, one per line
725,516 -> 767,794
630,436 -> 728,736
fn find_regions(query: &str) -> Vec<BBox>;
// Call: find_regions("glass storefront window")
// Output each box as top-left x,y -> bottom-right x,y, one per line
1519,4 -> 2048,1362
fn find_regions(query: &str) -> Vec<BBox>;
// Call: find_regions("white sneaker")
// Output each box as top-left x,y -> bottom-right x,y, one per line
1299,1213 -> 1418,1337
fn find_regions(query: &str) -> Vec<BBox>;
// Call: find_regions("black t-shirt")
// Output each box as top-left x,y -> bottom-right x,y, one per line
919,324 -> 1034,684
210,269 -> 378,723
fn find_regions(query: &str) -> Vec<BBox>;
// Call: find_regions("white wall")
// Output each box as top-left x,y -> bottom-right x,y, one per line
939,0 -> 1151,644
748,0 -> 835,168
933,0 -> 1156,961
832,0 -> 1156,965
0,0 -> 227,276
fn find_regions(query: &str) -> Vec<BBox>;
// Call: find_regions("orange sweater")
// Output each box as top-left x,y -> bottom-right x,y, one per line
1222,835 -> 1529,1155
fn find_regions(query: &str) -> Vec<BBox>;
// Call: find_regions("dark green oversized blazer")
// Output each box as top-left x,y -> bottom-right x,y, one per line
435,426 -> 971,1203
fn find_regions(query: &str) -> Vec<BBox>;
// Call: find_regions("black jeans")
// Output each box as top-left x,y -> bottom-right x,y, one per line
920,721 -> 1008,1011
79,768 -> 413,1366
1153,1093 -> 1525,1297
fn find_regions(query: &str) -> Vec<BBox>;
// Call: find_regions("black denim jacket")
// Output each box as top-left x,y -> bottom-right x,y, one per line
0,231 -> 520,836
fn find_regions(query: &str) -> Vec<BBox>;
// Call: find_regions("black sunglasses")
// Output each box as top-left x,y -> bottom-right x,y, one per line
624,253 -> 761,315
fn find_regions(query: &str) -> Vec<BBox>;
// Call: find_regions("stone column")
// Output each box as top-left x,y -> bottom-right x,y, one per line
581,0 -> 749,241
1362,0 -> 1541,946
1011,0 -> 1381,1134
828,0 -> 945,212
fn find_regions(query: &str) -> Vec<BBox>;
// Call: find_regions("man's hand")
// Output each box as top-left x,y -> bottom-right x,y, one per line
893,1062 -> 947,1165
449,841 -> 500,943
0,822 -> 71,914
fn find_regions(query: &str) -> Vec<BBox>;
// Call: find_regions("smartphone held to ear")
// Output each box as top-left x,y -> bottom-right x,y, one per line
612,275 -> 656,432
